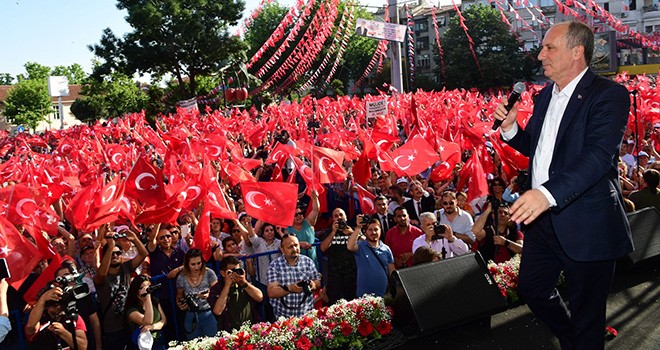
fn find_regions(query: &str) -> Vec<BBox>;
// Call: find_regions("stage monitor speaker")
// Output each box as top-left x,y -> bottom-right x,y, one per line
390,252 -> 507,338
624,207 -> 660,265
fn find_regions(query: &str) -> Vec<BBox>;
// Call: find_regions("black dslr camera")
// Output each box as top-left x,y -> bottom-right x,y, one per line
486,195 -> 501,209
113,232 -> 127,240
231,267 -> 245,275
360,214 -> 372,226
432,222 -> 446,240
182,293 -> 199,310
337,219 -> 348,231
297,280 -> 313,295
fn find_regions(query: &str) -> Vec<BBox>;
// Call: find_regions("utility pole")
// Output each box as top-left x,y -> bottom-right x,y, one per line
388,0 -> 404,92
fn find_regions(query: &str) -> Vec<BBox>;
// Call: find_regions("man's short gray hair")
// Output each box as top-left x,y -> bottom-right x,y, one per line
419,212 -> 437,222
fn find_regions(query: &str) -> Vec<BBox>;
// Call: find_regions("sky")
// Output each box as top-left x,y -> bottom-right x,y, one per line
0,0 -> 386,81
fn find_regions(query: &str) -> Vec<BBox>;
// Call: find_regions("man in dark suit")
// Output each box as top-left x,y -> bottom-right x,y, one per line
402,180 -> 436,227
494,21 -> 633,349
374,195 -> 395,242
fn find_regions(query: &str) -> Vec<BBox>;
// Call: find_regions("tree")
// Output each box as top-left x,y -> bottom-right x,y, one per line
332,5 -> 377,90
18,62 -> 51,82
51,64 -> 88,84
2,79 -> 52,130
89,0 -> 248,98
71,71 -> 148,123
0,74 -> 14,85
437,4 -> 538,90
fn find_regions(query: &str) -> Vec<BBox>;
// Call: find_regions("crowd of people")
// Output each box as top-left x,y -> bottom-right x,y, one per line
0,60 -> 659,350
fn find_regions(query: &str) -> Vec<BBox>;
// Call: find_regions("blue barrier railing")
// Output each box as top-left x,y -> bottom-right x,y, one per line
4,241 -> 324,348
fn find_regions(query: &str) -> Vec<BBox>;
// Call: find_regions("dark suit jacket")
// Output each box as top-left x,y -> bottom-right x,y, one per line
375,213 -> 396,241
505,69 -> 633,261
402,196 -> 436,224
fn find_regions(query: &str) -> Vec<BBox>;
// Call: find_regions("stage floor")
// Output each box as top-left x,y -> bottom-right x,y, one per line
394,259 -> 660,350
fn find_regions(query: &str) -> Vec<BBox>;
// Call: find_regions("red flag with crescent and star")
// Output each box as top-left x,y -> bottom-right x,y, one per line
240,181 -> 298,228
0,215 -> 43,289
355,184 -> 377,215
388,135 -> 441,177
125,156 -> 166,205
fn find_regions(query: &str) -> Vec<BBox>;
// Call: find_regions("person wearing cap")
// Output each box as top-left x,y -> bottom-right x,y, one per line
628,169 -> 660,212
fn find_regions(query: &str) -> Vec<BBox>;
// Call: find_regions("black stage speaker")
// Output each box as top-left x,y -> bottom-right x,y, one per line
390,252 -> 507,338
624,207 -> 660,265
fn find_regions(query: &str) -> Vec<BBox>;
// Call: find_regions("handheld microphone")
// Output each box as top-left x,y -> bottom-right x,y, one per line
492,82 -> 526,130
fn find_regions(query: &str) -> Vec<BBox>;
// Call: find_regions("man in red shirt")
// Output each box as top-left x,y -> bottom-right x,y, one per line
384,207 -> 423,268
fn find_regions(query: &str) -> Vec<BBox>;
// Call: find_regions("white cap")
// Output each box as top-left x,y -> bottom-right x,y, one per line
396,178 -> 408,185
638,151 -> 649,157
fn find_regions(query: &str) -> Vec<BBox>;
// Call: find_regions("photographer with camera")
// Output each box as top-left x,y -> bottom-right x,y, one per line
412,212 -> 470,260
94,224 -> 148,350
319,208 -> 357,304
125,275 -> 166,350
210,256 -> 263,331
434,191 -> 476,246
26,267 -> 89,350
267,234 -> 321,318
347,215 -> 394,297
176,248 -> 218,340
472,202 -> 524,263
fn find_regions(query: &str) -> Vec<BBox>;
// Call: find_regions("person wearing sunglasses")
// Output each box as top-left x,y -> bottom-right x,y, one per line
285,190 -> 320,266
94,224 -> 148,349
434,191 -> 476,246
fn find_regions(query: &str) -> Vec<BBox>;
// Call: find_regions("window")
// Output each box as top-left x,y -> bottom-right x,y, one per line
415,21 -> 428,32
416,37 -> 430,50
437,16 -> 446,27
51,105 -> 60,120
418,54 -> 431,68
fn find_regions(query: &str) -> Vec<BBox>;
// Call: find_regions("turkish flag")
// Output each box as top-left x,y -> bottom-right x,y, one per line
106,144 -> 128,172
389,136 -> 441,177
192,203 -> 213,261
352,151 -> 372,187
0,184 -> 44,225
135,188 -> 187,225
125,156 -> 166,205
23,254 -> 62,305
355,184 -> 377,215
292,157 -> 324,195
64,181 -> 100,231
241,181 -> 298,228
312,146 -> 347,184
205,181 -> 237,220
457,152 -> 489,202
223,161 -> 256,186
0,215 -> 43,289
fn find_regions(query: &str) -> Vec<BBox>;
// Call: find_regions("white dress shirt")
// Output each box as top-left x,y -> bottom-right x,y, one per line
501,68 -> 588,206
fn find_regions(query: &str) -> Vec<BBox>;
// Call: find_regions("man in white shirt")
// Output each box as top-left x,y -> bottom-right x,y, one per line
493,21 -> 633,349
412,212 -> 470,260
435,191 -> 475,245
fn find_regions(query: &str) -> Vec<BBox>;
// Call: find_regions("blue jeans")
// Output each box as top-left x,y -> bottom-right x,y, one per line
183,310 -> 217,340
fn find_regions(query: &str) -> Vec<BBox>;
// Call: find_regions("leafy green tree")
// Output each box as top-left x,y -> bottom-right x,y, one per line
0,73 -> 14,85
331,5 -> 377,89
71,71 -> 148,123
437,4 -> 538,90
15,62 -> 51,82
51,64 -> 88,84
3,79 -> 52,130
89,0 -> 248,98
